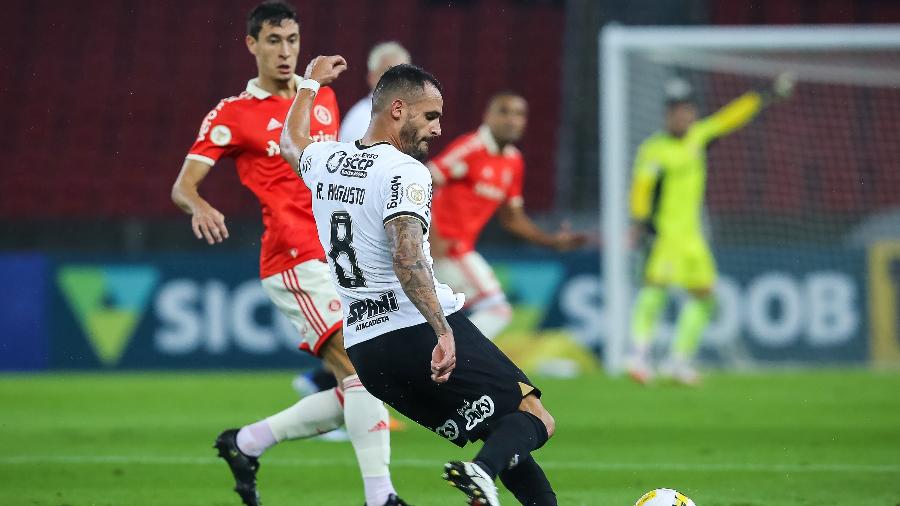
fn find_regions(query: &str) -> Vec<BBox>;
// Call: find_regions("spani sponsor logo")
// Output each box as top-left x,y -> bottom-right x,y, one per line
347,290 -> 400,327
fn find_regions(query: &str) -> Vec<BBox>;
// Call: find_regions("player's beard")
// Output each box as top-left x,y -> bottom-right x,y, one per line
399,120 -> 429,161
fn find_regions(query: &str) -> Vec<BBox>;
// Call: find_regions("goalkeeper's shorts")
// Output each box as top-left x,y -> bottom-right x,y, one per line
643,234 -> 717,290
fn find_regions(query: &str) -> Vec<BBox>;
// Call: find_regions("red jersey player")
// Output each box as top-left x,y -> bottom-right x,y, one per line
170,3 -> 407,506
428,92 -> 587,340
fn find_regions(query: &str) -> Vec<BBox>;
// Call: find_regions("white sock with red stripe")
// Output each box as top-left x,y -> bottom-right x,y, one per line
239,387 -> 344,457
342,375 -> 395,506
468,300 -> 513,340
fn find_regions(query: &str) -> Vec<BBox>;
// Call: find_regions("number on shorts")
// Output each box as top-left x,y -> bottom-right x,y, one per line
329,211 -> 366,288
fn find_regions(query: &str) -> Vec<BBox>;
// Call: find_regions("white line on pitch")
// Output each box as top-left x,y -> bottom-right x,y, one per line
0,455 -> 897,474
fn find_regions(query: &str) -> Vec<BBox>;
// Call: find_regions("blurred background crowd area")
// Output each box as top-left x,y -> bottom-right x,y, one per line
3,0 -> 899,253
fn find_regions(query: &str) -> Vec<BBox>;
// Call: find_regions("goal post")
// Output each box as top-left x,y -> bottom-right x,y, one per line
599,25 -> 900,374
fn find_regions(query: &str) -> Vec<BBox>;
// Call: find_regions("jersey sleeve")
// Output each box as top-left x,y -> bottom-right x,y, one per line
186,100 -> 242,166
297,141 -> 335,181
691,91 -> 763,145
505,158 -> 525,208
629,140 -> 661,222
427,134 -> 475,185
382,161 -> 434,232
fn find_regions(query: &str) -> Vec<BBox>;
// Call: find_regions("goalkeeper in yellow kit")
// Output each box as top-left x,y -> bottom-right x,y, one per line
627,74 -> 795,385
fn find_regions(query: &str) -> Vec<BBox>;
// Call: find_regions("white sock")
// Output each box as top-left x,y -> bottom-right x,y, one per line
468,300 -> 513,340
261,387 -> 344,447
363,476 -> 395,505
236,420 -> 277,457
342,375 -> 395,506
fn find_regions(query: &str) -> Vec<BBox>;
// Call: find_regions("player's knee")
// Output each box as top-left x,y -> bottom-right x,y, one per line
520,394 -> 555,440
542,411 -> 556,439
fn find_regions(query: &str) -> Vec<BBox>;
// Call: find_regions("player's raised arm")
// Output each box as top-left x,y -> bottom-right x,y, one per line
696,72 -> 796,143
280,55 -> 348,169
385,216 -> 456,383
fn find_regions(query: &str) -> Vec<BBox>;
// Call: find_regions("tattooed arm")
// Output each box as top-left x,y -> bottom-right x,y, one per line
385,216 -> 456,383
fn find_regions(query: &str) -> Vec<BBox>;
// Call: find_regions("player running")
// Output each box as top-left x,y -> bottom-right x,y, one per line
170,2 -> 407,505
282,61 -> 559,506
626,74 -> 796,385
427,92 -> 587,340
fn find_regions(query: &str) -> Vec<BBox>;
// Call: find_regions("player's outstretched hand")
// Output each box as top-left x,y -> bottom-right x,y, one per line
431,331 -> 456,383
551,221 -> 590,252
192,203 -> 229,245
305,55 -> 348,86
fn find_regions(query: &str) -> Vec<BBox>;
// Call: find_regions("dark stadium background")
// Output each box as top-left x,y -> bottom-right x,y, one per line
3,0 -> 898,252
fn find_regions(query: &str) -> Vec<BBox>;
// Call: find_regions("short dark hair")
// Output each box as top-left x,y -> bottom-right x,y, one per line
372,64 -> 444,112
247,0 -> 298,39
487,90 -> 525,108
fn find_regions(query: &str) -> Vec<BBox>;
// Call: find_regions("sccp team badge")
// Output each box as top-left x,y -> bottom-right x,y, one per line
436,419 -> 460,441
459,395 -> 495,431
326,151 -> 347,173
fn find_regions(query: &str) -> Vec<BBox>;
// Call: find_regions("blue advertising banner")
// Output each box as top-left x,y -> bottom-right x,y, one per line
0,254 -> 50,371
48,252 -> 317,370
0,246 -> 873,371
483,247 -> 869,365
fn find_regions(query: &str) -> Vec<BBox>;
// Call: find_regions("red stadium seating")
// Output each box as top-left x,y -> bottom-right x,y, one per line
3,0 -> 563,218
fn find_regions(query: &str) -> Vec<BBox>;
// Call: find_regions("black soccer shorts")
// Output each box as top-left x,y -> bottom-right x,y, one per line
347,311 -> 541,448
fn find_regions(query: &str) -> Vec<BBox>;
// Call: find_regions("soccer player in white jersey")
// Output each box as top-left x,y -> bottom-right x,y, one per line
281,60 -> 559,506
293,41 -> 412,399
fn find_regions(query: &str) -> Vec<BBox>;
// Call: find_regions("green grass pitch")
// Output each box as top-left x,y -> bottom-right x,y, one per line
1,370 -> 898,505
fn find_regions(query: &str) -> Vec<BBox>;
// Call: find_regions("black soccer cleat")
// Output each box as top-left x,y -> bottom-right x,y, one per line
214,428 -> 262,506
363,493 -> 413,505
442,461 -> 499,506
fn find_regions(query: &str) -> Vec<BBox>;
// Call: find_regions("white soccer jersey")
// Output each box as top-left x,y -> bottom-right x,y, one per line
298,140 -> 465,348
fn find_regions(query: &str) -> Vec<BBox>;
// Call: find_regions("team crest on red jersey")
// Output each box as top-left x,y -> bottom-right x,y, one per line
210,125 -> 232,146
314,104 -> 333,125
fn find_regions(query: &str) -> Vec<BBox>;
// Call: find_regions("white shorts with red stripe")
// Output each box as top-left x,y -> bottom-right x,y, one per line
261,259 -> 343,356
433,251 -> 507,311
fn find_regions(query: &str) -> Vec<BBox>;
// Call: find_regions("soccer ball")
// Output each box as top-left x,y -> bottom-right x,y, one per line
634,488 -> 696,506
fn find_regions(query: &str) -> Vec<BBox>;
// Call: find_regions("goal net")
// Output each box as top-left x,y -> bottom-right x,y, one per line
600,25 -> 900,373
